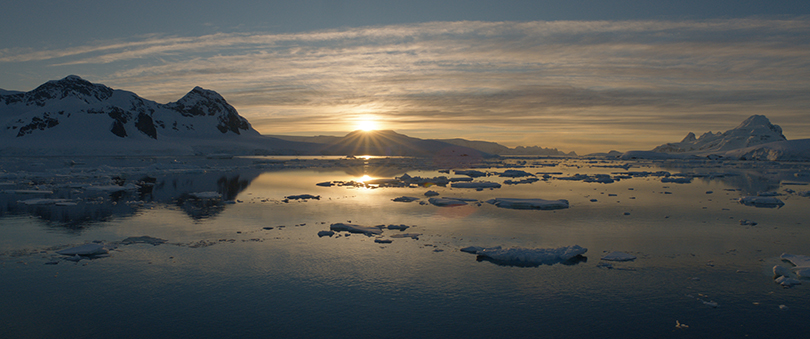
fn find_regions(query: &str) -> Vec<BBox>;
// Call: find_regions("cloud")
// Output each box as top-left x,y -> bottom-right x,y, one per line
2,18 -> 810,153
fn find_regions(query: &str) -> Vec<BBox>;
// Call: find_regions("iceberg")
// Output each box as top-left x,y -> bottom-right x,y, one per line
485,198 -> 569,210
462,245 -> 587,267
329,223 -> 383,236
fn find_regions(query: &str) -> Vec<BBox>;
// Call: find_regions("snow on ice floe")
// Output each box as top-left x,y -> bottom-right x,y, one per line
329,223 -> 383,236
485,198 -> 569,210
600,251 -> 637,261
738,196 -> 784,208
461,245 -> 587,267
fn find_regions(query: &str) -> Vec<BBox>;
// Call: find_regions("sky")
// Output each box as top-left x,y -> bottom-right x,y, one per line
1,1 -> 810,154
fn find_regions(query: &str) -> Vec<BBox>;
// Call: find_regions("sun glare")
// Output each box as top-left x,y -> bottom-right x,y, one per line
357,120 -> 378,131
359,175 -> 373,182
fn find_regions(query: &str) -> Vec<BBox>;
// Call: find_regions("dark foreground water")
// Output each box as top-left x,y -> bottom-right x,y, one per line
1,156 -> 808,338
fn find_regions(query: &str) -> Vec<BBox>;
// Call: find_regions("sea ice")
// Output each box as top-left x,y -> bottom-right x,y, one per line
738,196 -> 784,208
428,197 -> 469,207
600,251 -> 637,261
775,276 -> 802,287
386,224 -> 410,230
189,191 -> 221,199
424,190 -> 440,197
392,196 -> 420,202
56,243 -> 108,256
661,177 -> 692,184
329,223 -> 383,236
16,198 -> 75,205
450,182 -> 501,189
121,236 -> 167,246
374,239 -> 393,244
780,253 -> 810,277
463,245 -> 587,266
317,231 -> 335,237
286,194 -> 321,200
454,170 -> 487,178
499,170 -> 535,178
485,198 -> 569,210
390,233 -> 420,239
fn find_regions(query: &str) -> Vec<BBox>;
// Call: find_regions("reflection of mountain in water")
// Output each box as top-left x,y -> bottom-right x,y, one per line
0,170 -> 261,230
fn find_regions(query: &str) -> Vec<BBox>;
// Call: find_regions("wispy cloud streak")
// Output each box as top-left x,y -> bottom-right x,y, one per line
2,18 -> 809,153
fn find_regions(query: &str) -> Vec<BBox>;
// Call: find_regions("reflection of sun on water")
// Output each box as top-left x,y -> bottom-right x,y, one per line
359,175 -> 373,182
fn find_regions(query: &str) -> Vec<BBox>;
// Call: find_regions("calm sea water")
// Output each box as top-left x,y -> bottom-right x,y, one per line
1,156 -> 808,338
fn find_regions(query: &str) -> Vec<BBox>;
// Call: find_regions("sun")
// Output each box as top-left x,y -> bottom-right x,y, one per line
356,120 -> 378,131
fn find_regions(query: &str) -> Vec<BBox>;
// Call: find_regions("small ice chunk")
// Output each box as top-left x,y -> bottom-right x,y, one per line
329,223 -> 383,235
424,190 -> 440,197
56,243 -> 108,256
121,236 -> 167,246
387,224 -> 410,231
390,233 -> 421,239
485,198 -> 569,210
455,170 -> 487,178
392,196 -> 420,202
780,253 -> 810,267
499,170 -> 535,178
317,231 -> 335,237
17,198 -> 74,205
468,245 -> 587,266
738,196 -> 784,208
374,239 -> 393,244
460,245 -> 501,254
601,251 -> 637,261
86,184 -> 138,193
740,219 -> 758,226
316,181 -> 334,187
286,194 -> 320,200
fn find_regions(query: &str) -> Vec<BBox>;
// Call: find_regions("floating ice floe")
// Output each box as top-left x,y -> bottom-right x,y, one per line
390,233 -> 420,239
329,223 -> 383,236
286,194 -> 320,200
386,224 -> 410,230
3,189 -> 54,194
428,197 -> 472,207
85,184 -> 138,192
56,243 -> 108,256
392,196 -> 420,202
600,251 -> 637,261
374,238 -> 393,244
661,177 -> 692,184
450,182 -> 501,189
499,170 -> 535,178
424,190 -> 440,197
775,276 -> 802,287
455,170 -> 487,178
121,236 -> 167,246
740,219 -> 758,226
317,231 -> 335,237
16,198 -> 75,206
189,191 -> 221,199
461,245 -> 587,267
485,198 -> 569,210
738,196 -> 784,208
781,253 -> 810,278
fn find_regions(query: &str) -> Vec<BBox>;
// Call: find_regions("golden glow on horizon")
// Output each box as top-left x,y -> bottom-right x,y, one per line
359,175 -> 373,182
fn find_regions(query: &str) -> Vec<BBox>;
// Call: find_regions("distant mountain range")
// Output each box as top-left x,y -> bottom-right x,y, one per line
622,115 -> 810,161
1,76 -> 568,157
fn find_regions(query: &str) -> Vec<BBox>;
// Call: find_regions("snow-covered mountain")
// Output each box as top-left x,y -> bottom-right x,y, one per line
0,76 -> 318,155
620,115 -> 810,161
652,115 -> 786,153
